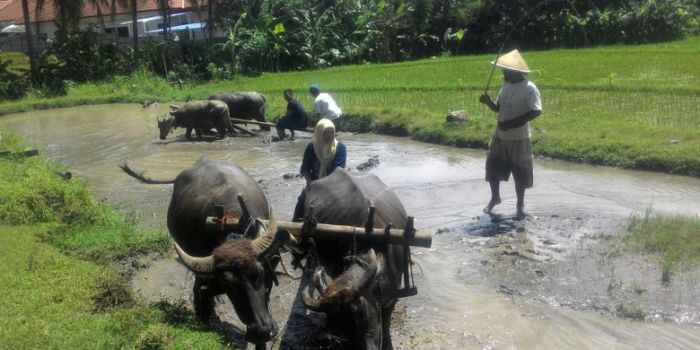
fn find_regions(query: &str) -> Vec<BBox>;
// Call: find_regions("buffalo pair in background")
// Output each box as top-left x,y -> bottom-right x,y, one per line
157,92 -> 267,140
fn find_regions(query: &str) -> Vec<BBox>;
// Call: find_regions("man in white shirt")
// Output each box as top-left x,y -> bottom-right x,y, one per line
310,84 -> 342,131
478,49 -> 542,219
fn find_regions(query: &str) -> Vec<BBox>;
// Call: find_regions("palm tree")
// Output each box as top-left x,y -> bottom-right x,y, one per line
130,0 -> 139,68
20,0 -> 38,82
156,0 -> 169,41
53,0 -> 84,41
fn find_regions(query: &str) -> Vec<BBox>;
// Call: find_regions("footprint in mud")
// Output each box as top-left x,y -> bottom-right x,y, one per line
461,213 -> 518,237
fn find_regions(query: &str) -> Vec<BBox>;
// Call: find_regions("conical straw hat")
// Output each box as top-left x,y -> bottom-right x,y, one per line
490,49 -> 530,73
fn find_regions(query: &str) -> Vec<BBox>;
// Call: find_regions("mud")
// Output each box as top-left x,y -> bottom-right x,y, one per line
1,104 -> 699,349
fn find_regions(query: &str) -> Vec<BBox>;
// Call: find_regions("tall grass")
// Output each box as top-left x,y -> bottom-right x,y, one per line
625,208 -> 700,281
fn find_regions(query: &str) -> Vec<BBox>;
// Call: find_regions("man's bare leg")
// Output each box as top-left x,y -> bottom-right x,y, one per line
484,180 -> 502,213
515,184 -> 526,219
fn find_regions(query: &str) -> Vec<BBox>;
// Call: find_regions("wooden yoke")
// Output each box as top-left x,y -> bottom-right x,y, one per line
205,200 -> 432,248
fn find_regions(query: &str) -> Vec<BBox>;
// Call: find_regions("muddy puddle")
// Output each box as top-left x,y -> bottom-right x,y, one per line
2,104 -> 699,349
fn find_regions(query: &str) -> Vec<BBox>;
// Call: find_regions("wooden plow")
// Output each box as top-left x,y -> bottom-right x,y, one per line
230,118 -> 314,134
206,195 -> 431,297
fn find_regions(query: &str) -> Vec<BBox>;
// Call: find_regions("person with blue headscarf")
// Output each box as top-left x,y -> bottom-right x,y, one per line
310,84 -> 342,131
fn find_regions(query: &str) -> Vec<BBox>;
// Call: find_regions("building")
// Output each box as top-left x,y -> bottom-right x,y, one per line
0,0 -> 221,52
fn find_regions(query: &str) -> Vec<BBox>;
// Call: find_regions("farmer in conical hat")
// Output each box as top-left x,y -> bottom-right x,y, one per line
478,49 -> 542,219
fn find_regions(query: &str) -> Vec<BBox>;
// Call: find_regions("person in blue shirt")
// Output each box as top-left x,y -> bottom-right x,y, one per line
275,89 -> 307,140
292,119 -> 347,221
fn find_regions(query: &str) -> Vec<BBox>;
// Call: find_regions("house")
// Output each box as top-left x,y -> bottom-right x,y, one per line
0,0 -> 221,52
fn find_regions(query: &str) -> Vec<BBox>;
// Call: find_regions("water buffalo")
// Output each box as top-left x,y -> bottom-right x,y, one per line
300,168 -> 407,350
120,157 -> 288,348
208,91 -> 270,131
158,100 -> 235,140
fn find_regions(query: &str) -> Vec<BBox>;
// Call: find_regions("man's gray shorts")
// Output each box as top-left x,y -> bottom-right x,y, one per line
485,135 -> 533,188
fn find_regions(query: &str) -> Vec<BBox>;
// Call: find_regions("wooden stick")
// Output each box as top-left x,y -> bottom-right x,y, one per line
0,149 -> 39,158
231,124 -> 256,136
230,117 -> 276,127
205,217 -> 432,248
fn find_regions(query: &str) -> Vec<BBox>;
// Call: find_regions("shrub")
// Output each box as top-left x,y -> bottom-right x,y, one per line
0,56 -> 30,101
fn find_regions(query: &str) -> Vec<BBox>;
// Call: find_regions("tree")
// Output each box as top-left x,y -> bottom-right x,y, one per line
130,0 -> 139,68
21,0 -> 39,82
156,0 -> 170,41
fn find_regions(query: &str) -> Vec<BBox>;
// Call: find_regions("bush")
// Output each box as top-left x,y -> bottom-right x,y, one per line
0,56 -> 30,101
37,25 -> 131,90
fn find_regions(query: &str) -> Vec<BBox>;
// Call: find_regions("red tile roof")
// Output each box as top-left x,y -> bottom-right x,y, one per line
0,0 -> 191,24
0,0 -> 13,11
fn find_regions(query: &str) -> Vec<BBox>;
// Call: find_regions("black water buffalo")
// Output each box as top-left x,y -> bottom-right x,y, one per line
300,168 -> 406,350
208,91 -> 269,131
158,100 -> 235,140
120,157 -> 288,348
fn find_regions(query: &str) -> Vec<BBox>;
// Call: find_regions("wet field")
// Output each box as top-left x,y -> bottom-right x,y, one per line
1,104 -> 699,349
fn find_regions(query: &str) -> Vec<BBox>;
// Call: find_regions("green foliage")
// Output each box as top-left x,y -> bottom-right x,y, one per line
0,55 -> 30,101
13,0 -> 697,94
39,25 -> 131,85
0,226 -> 225,349
624,208 -> 700,279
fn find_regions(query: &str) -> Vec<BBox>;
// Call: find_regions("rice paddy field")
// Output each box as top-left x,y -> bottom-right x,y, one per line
1,36 -> 698,175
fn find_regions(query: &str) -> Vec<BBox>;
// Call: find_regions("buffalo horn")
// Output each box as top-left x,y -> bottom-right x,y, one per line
301,279 -> 324,312
174,242 -> 215,274
250,206 -> 279,255
313,267 -> 331,293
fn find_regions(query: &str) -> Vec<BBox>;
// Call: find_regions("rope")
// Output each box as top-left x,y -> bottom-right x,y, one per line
275,254 -> 303,280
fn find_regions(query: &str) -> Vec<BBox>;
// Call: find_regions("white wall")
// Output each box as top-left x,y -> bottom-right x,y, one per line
34,10 -> 223,42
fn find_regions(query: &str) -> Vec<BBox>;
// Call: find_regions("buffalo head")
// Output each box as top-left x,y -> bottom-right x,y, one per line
174,210 -> 289,344
302,248 -> 380,313
157,115 -> 175,140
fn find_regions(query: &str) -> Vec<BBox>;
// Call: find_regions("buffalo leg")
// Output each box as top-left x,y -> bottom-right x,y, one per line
351,297 -> 382,350
185,127 -> 194,140
195,128 -> 203,140
381,302 -> 397,350
193,277 -> 217,322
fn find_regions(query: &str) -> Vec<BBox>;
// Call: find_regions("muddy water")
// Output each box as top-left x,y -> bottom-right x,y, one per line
2,104 -> 699,349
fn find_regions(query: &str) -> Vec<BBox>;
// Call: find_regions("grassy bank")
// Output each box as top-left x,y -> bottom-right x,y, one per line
0,132 -> 168,262
0,132 -> 227,348
1,37 -> 699,175
624,209 -> 700,282
0,226 -> 225,349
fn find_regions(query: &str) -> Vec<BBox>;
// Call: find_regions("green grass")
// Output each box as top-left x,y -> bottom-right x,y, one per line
0,131 -> 169,262
0,133 -> 229,348
624,208 -> 700,281
0,226 -> 226,349
1,36 -> 699,175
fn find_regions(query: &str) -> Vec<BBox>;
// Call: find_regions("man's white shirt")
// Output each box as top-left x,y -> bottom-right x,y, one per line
496,80 -> 541,140
314,93 -> 342,120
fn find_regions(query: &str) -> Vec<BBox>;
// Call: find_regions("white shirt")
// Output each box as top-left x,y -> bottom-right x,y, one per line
495,80 -> 542,140
314,93 -> 342,120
